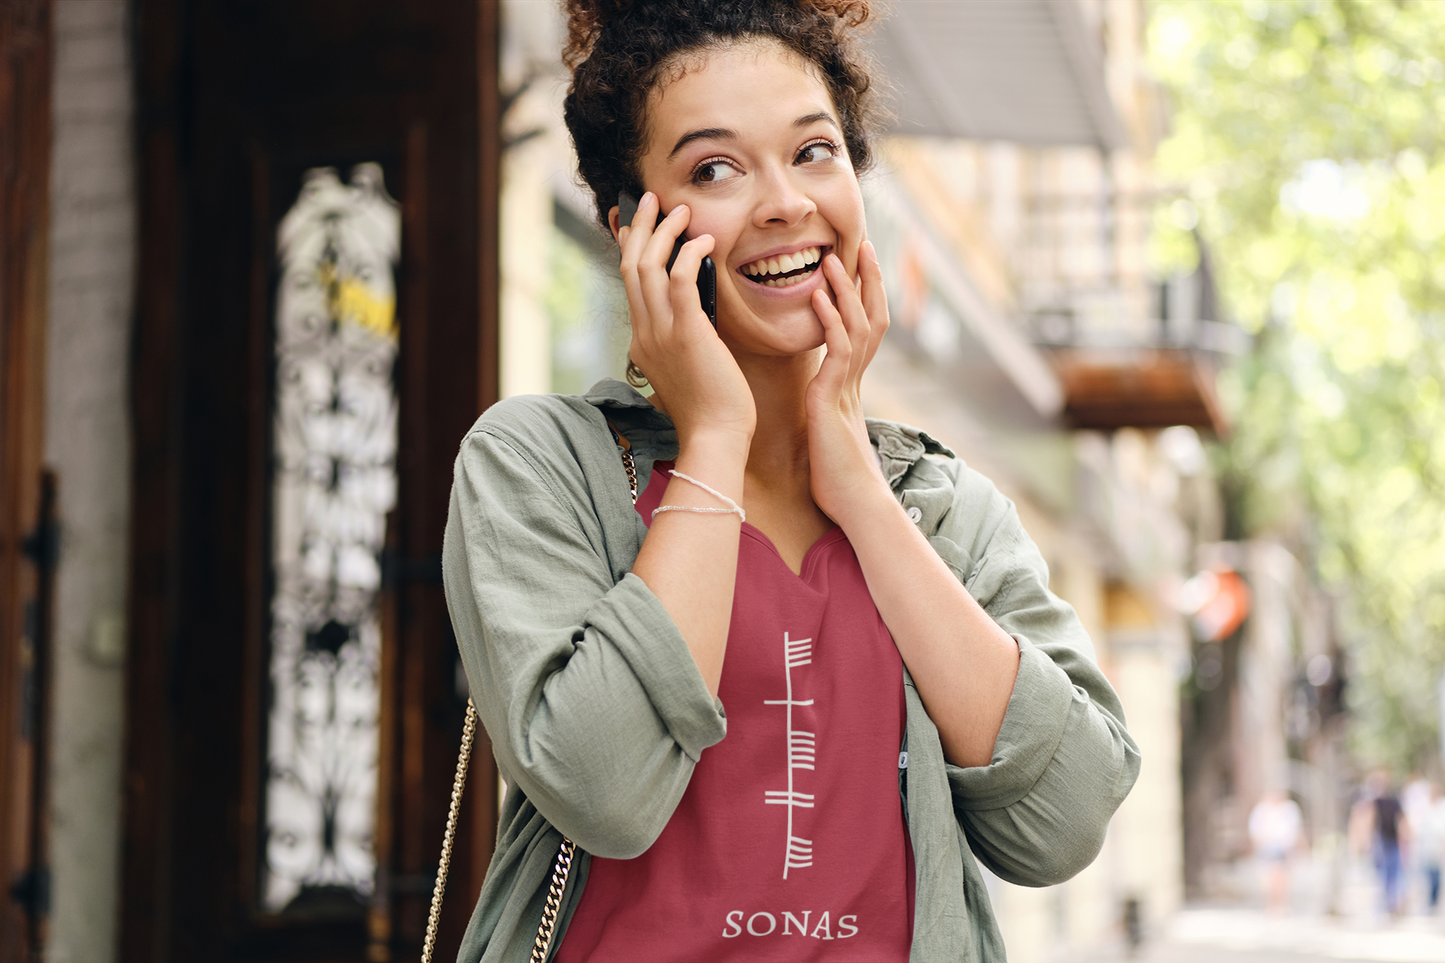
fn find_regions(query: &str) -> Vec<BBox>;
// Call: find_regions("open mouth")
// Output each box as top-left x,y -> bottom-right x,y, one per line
739,246 -> 825,288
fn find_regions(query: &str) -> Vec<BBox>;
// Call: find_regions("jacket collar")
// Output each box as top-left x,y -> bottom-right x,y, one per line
583,380 -> 677,464
865,419 -> 954,487
582,378 -> 657,411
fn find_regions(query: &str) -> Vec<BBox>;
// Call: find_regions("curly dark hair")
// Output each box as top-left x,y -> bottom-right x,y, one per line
562,0 -> 882,231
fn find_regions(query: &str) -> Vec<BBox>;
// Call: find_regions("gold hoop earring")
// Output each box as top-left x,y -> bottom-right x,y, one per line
625,360 -> 648,388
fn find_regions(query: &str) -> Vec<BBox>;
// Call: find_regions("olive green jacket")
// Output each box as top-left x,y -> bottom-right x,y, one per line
441,379 -> 1140,962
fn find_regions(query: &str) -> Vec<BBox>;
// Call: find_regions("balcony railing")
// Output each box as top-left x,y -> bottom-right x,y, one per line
1014,190 -> 1249,433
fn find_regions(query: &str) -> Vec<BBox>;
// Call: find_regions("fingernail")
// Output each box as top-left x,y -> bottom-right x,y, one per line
641,191 -> 654,204
864,240 -> 878,263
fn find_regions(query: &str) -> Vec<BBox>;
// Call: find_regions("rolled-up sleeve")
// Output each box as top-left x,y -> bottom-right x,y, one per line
935,468 -> 1141,887
443,422 -> 726,859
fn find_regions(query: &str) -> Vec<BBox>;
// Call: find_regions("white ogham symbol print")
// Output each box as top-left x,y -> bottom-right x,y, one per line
785,834 -> 814,870
763,632 -> 816,879
788,730 -> 816,770
784,634 -> 813,669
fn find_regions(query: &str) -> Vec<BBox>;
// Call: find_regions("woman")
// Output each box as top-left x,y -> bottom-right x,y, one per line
441,1 -> 1140,959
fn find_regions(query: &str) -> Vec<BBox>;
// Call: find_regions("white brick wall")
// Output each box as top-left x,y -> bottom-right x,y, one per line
43,2 -> 134,961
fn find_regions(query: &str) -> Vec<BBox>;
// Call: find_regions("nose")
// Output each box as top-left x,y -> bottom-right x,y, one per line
750,164 -> 815,228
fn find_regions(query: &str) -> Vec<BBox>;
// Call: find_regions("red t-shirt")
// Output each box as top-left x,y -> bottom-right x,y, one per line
556,464 -> 914,962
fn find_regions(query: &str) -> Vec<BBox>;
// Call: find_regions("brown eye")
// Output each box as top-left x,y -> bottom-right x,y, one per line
691,158 -> 740,185
797,141 -> 840,165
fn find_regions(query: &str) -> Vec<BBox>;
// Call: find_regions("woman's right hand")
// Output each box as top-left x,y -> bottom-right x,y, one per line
616,192 -> 755,446
615,192 -> 751,697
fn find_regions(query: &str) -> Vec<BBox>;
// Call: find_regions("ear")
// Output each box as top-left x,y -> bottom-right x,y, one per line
607,205 -> 623,244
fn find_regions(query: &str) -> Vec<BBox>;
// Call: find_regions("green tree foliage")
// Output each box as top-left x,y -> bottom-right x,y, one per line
1149,0 -> 1445,770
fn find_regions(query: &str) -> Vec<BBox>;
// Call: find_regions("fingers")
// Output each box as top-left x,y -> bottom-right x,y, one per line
619,193 -> 707,333
617,192 -> 656,312
810,240 -> 891,412
820,252 -> 870,375
629,195 -> 684,322
810,285 -> 851,398
858,240 -> 890,365
617,192 -> 677,266
669,233 -> 717,325
617,191 -> 654,274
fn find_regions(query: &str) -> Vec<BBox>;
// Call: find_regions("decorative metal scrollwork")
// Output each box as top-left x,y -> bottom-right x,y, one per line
262,163 -> 399,914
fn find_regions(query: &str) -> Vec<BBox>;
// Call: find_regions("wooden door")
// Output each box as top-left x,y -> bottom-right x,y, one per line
0,1 -> 54,959
123,2 -> 500,960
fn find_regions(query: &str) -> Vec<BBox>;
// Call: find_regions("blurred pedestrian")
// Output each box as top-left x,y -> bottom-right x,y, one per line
1350,772 -> 1411,917
1402,772 -> 1432,827
1248,788 -> 1304,914
1419,783 -> 1445,914
1403,772 -> 1432,908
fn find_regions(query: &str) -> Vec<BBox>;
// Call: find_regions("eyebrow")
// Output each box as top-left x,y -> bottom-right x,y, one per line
666,111 -> 841,159
669,127 -> 735,159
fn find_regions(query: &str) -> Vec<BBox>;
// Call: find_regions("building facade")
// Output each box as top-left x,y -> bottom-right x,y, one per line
0,1 -> 1246,960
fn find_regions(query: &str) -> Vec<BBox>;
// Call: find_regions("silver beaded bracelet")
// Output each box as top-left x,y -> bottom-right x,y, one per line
651,468 -> 746,523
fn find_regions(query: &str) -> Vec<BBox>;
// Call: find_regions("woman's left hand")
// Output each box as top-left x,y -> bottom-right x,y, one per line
805,239 -> 892,527
807,240 -> 1022,769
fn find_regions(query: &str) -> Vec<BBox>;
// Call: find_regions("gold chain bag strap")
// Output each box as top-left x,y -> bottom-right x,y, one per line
421,699 -> 478,963
420,424 -> 638,963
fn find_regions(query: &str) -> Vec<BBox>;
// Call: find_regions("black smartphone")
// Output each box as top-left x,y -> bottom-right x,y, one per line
618,192 -> 718,327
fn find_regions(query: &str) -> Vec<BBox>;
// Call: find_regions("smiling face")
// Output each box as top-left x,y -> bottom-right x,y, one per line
636,41 -> 866,359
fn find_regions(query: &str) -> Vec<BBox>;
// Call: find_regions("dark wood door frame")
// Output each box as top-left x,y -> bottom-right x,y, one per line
122,2 -> 500,959
0,1 -> 55,960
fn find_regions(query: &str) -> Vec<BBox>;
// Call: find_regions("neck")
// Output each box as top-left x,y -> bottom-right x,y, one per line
734,348 -> 821,512
646,344 -> 834,565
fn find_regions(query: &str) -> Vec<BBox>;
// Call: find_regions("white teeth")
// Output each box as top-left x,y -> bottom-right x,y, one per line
743,246 -> 823,280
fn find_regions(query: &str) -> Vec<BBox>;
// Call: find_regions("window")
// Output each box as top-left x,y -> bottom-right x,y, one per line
263,163 -> 400,915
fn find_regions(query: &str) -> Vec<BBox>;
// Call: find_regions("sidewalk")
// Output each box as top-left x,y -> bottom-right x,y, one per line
1114,906 -> 1445,962
1089,852 -> 1445,963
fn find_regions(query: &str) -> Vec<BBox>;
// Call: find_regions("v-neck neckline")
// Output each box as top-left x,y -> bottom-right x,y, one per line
636,460 -> 844,579
740,521 -> 844,581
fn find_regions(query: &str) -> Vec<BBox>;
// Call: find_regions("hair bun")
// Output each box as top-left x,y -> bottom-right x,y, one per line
563,0 -> 631,70
794,0 -> 873,30
563,0 -> 874,69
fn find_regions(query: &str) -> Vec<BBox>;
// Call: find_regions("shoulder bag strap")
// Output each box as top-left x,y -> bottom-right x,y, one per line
421,699 -> 478,963
421,422 -> 636,963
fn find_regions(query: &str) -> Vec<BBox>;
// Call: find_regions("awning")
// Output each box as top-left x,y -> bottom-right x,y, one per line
1047,346 -> 1230,435
867,0 -> 1128,150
